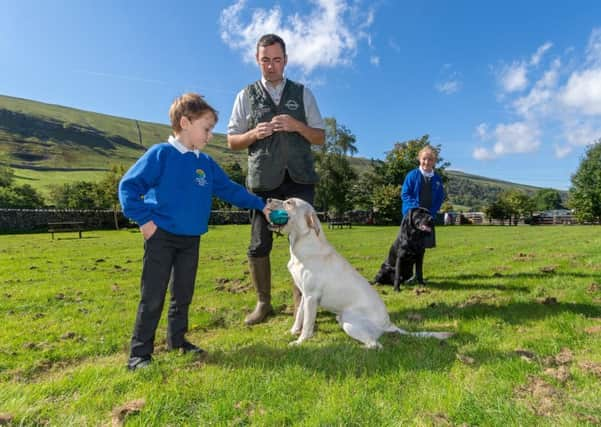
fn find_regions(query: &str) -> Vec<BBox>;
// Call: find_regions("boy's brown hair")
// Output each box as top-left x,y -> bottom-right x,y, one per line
169,93 -> 218,134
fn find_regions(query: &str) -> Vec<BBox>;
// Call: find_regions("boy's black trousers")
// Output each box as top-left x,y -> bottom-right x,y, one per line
129,228 -> 200,358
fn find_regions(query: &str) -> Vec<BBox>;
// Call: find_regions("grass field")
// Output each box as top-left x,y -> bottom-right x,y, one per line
1,225 -> 600,426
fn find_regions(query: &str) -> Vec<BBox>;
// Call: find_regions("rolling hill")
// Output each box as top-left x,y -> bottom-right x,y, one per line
0,94 -> 564,208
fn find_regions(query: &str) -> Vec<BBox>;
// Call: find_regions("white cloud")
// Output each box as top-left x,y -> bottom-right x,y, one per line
436,79 -> 460,94
220,0 -> 375,74
561,68 -> 601,115
493,121 -> 541,154
554,144 -> 573,158
562,120 -> 601,147
513,58 -> 560,117
530,42 -> 553,66
479,33 -> 601,163
472,121 -> 541,160
472,147 -> 495,160
370,56 -> 380,66
499,61 -> 528,92
475,122 -> 489,139
585,27 -> 601,65
436,66 -> 461,95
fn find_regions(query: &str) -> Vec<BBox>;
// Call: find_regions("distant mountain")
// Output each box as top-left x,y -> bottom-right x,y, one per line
0,94 -> 564,208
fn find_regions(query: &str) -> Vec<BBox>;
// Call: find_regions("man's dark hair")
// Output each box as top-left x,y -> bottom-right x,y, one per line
256,34 -> 286,56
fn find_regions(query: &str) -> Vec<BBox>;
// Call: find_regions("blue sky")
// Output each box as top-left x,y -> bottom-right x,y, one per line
3,1 -> 601,190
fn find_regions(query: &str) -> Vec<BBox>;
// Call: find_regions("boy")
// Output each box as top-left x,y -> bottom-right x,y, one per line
119,93 -> 270,371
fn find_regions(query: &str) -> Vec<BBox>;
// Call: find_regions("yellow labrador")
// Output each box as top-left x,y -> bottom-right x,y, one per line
267,197 -> 453,349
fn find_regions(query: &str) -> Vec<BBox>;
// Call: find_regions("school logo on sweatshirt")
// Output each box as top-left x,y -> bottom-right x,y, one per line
195,169 -> 207,187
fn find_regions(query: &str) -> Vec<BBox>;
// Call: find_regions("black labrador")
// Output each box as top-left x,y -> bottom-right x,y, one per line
373,207 -> 434,291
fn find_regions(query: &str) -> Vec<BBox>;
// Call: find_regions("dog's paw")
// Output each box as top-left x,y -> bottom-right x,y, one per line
288,339 -> 303,347
364,341 -> 383,350
290,327 -> 301,335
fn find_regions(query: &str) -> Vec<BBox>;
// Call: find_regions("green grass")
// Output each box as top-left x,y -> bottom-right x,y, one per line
1,225 -> 600,425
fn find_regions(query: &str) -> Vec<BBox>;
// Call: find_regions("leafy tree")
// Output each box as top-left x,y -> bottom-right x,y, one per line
0,184 -> 45,208
533,188 -> 563,211
441,201 -> 454,213
212,160 -> 246,210
313,119 -> 358,215
348,171 -> 376,211
315,151 -> 357,215
501,190 -> 535,225
96,165 -> 127,228
484,198 -> 511,224
97,165 -> 127,207
222,161 -> 245,186
371,184 -> 402,224
322,118 -> 358,156
569,140 -> 601,223
0,163 -> 14,187
373,135 -> 449,188
50,181 -> 100,209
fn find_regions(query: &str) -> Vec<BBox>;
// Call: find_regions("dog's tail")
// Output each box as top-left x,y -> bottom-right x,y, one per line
387,324 -> 453,340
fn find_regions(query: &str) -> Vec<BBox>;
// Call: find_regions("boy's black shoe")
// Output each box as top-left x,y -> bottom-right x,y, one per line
173,340 -> 205,355
127,355 -> 152,371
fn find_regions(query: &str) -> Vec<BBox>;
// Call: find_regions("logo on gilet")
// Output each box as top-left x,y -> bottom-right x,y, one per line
284,99 -> 299,111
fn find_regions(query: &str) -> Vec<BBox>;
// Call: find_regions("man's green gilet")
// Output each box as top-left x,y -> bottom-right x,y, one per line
246,80 -> 319,192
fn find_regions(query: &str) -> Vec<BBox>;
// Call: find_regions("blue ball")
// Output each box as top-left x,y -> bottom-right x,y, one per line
269,209 -> 289,225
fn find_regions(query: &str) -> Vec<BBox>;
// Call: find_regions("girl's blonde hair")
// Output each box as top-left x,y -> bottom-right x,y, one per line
418,145 -> 437,161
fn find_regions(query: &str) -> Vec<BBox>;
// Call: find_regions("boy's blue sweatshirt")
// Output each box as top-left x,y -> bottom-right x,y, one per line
119,142 -> 265,236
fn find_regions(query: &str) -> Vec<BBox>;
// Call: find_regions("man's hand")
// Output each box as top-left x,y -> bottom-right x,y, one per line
140,220 -> 157,240
254,122 -> 274,140
270,114 -> 299,133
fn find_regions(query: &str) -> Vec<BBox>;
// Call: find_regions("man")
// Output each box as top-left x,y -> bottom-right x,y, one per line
227,33 -> 325,325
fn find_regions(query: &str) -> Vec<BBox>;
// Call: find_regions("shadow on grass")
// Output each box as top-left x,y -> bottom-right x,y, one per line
376,281 -> 529,292
445,271 -> 601,281
203,336 -> 458,378
390,300 -> 601,325
50,235 -> 100,241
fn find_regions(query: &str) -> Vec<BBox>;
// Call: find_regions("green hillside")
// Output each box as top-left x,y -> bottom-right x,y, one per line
0,94 -> 563,206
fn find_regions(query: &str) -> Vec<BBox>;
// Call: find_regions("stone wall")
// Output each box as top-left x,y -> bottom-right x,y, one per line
0,209 -> 255,233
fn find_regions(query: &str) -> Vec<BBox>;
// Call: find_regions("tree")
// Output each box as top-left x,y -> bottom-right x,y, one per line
0,184 -> 45,208
569,140 -> 601,223
97,165 -> 127,228
533,188 -> 563,211
0,163 -> 14,187
50,181 -> 100,209
371,184 -> 402,224
323,117 -> 358,156
484,198 -> 511,225
501,190 -> 535,225
212,160 -> 246,210
372,135 -> 449,192
314,119 -> 358,215
315,151 -> 357,215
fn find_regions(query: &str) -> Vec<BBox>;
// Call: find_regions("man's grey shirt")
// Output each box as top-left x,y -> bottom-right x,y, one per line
227,77 -> 325,135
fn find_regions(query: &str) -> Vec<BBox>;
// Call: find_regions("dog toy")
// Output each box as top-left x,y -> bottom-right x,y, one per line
269,209 -> 289,225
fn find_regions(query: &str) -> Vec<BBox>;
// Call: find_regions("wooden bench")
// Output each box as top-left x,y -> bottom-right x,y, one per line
48,221 -> 84,239
327,219 -> 352,229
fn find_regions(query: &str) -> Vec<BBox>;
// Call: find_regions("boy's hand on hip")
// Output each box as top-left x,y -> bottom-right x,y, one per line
140,220 -> 157,240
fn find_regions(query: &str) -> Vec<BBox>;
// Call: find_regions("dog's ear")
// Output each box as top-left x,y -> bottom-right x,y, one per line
305,211 -> 321,236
